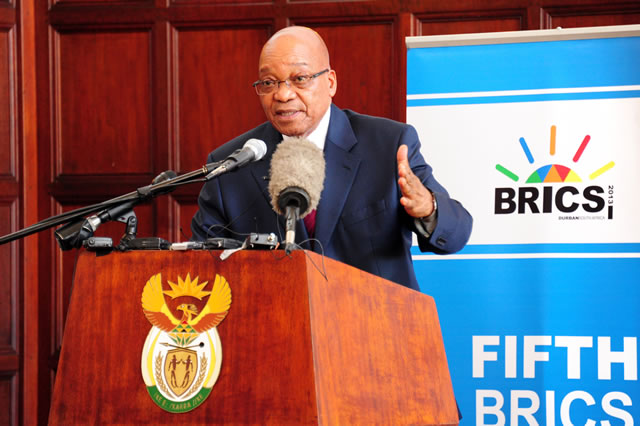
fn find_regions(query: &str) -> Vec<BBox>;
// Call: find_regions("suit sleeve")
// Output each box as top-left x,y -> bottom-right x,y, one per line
401,125 -> 473,254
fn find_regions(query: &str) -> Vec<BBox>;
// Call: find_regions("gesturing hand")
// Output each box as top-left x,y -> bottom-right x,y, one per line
397,144 -> 434,218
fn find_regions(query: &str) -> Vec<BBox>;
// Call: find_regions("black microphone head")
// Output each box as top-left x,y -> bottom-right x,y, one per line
152,170 -> 177,185
277,187 -> 310,214
151,170 -> 178,195
269,137 -> 325,218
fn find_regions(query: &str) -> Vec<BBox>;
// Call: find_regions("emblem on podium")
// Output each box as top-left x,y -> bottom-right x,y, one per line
140,273 -> 231,412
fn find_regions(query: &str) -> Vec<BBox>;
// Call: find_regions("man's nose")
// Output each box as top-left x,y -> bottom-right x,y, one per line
273,80 -> 296,101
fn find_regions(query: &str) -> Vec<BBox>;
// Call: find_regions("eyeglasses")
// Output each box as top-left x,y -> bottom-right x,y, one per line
252,69 -> 329,95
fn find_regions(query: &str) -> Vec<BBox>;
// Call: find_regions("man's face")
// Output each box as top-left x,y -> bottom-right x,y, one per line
257,34 -> 337,137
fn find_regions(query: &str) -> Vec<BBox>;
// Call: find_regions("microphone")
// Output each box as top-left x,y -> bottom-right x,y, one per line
55,200 -> 137,250
55,169 -> 170,250
205,138 -> 267,181
152,170 -> 177,184
268,137 -> 325,254
150,170 -> 178,195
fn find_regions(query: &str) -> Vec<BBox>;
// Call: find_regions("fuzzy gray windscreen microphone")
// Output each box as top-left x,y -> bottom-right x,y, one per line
268,137 -> 325,218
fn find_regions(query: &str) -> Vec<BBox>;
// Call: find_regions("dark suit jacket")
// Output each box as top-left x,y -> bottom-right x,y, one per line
191,104 -> 472,291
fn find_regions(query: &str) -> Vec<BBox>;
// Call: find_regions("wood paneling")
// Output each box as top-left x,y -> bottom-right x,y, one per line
177,199 -> 199,240
9,0 -> 640,424
0,234 -> 11,347
0,201 -> 17,426
0,28 -> 14,178
174,25 -> 270,172
0,203 -> 16,350
172,0 -> 267,5
54,29 -> 153,177
54,0 -> 149,4
418,12 -> 525,35
545,8 -> 640,29
308,21 -> 396,120
0,374 -> 16,426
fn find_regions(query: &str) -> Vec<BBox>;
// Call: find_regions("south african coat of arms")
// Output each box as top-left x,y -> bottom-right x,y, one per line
140,272 -> 231,412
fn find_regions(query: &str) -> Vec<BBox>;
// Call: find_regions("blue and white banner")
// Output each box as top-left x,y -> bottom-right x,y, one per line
407,25 -> 640,425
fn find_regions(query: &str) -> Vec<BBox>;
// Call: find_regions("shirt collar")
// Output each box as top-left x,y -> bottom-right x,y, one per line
282,105 -> 331,151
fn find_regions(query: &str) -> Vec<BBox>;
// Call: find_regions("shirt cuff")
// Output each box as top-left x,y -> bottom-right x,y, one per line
414,193 -> 438,237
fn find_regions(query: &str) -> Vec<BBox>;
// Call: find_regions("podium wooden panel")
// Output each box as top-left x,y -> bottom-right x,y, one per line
49,250 -> 458,425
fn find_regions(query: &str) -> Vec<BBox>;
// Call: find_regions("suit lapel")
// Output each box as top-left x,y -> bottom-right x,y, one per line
315,105 -> 361,251
249,123 -> 280,204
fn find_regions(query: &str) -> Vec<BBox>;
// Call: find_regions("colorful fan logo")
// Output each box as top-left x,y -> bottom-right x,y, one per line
496,125 -> 615,183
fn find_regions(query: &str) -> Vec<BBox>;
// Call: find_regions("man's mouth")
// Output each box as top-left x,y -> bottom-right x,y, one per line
276,110 -> 300,118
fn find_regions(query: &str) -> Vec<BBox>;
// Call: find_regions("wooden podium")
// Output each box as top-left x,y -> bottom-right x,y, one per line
49,250 -> 458,425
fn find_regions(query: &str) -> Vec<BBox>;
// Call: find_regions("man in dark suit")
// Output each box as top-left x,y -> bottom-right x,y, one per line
191,26 -> 472,291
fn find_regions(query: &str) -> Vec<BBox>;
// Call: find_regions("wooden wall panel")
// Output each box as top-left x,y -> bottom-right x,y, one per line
0,374 -> 15,426
0,28 -> 14,177
0,230 -> 11,345
0,202 -> 17,424
54,0 -> 147,4
0,16 -> 18,426
305,21 -> 396,120
418,13 -> 525,35
0,203 -> 17,349
177,200 -> 199,240
171,0 -> 264,4
545,8 -> 640,29
174,25 -> 270,172
54,29 -> 153,177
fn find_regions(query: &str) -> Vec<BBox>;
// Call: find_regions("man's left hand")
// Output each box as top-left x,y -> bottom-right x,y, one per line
397,144 -> 434,218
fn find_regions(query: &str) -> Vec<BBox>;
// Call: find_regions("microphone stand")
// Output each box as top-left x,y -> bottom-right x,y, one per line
0,160 -> 223,249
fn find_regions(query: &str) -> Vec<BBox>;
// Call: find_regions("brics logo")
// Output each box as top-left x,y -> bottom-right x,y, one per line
494,125 -> 615,219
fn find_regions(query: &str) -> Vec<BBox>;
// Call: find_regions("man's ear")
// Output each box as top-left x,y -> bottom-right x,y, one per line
328,69 -> 337,97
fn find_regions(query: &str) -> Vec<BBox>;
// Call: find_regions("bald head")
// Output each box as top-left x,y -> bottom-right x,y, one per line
255,26 -> 337,137
260,26 -> 331,71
